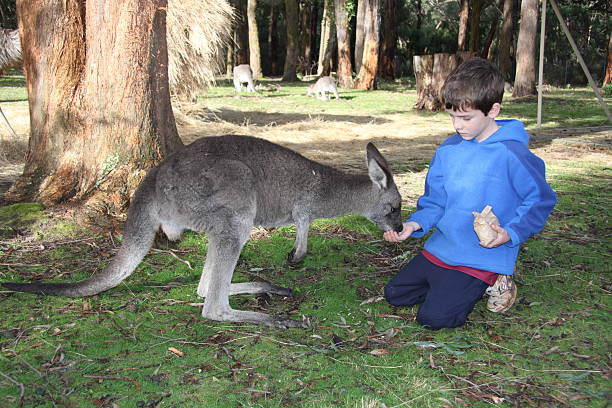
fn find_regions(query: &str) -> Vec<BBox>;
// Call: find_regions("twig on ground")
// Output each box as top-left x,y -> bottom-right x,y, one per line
0,370 -> 25,404
150,248 -> 193,269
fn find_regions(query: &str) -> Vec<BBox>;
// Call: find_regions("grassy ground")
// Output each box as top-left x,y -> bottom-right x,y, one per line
0,75 -> 610,407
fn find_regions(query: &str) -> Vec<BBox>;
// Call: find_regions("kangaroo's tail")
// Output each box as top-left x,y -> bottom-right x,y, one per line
2,169 -> 160,297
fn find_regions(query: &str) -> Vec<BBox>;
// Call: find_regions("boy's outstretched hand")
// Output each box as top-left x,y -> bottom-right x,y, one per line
482,224 -> 511,248
384,221 -> 421,243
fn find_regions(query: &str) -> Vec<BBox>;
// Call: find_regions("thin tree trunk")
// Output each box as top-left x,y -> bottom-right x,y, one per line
378,0 -> 397,80
317,1 -> 335,76
299,0 -> 314,75
334,0 -> 354,88
469,0 -> 481,52
481,7 -> 500,59
603,29 -> 612,86
283,0 -> 299,81
354,0 -> 366,74
513,0 -> 538,97
268,3 -> 279,76
457,0 -> 469,52
247,0 -> 262,78
6,0 -> 182,207
235,0 -> 249,65
226,38 -> 234,78
354,0 -> 380,90
498,0 -> 514,80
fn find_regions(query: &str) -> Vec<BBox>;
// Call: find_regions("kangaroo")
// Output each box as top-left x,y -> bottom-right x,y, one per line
233,64 -> 256,93
307,76 -> 339,100
3,135 -> 403,329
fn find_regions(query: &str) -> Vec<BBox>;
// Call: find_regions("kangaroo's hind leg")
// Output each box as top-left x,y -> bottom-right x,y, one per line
201,233 -> 306,329
198,254 -> 291,298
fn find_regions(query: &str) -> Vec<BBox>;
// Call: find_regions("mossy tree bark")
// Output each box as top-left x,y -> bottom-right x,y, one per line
6,0 -> 183,210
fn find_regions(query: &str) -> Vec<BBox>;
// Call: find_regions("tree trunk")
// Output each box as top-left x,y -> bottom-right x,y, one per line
235,0 -> 249,65
513,0 -> 538,97
457,0 -> 470,52
414,52 -> 475,111
378,0 -> 397,80
226,38 -> 235,78
498,0 -> 514,80
267,3 -> 279,76
282,0 -> 299,81
6,0 -> 182,208
247,0 -> 262,78
469,0 -> 481,52
603,29 -> 612,86
334,0 -> 354,88
317,1 -> 335,76
354,0 -> 366,74
354,0 -> 380,90
299,0 -> 315,75
481,7 -> 500,59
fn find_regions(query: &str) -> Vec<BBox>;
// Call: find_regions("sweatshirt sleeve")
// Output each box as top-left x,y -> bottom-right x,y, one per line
503,143 -> 557,247
408,151 -> 447,237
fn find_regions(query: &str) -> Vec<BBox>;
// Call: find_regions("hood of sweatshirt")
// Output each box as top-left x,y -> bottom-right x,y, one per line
479,119 -> 529,146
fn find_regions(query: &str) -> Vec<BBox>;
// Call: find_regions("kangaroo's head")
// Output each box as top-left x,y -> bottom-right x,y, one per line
364,143 -> 404,233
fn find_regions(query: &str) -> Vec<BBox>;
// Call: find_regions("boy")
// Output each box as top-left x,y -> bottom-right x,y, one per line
383,58 -> 556,330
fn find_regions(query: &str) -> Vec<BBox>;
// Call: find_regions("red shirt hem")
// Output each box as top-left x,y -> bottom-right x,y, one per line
421,250 -> 498,286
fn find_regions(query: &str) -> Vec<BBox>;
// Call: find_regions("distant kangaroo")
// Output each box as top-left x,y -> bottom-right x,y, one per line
233,64 -> 256,93
307,76 -> 339,100
3,135 -> 403,328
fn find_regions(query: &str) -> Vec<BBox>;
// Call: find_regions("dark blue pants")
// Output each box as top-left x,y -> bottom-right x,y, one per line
384,253 -> 489,330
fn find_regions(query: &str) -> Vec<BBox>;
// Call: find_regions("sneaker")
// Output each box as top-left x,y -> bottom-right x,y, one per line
485,274 -> 517,313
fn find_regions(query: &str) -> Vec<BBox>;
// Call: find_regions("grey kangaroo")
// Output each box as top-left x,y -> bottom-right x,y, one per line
3,135 -> 403,329
233,64 -> 256,93
307,76 -> 339,100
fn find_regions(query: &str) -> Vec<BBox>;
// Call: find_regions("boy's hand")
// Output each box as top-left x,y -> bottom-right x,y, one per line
483,224 -> 511,248
383,221 -> 421,243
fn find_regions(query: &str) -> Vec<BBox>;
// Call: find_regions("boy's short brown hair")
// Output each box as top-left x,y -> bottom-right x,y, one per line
442,57 -> 505,115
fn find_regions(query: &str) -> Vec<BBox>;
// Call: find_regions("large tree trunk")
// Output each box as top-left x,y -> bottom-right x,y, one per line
282,0 -> 299,81
234,0 -> 249,65
413,52 -> 475,111
378,0 -> 397,80
334,0 -> 354,88
317,1 -> 335,76
6,0 -> 182,208
354,0 -> 380,90
247,0 -> 262,78
603,29 -> 612,86
469,0 -> 481,52
497,0 -> 514,80
513,0 -> 538,97
354,0 -> 366,74
457,0 -> 469,52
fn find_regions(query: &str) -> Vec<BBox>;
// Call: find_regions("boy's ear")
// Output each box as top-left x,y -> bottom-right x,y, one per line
488,103 -> 501,118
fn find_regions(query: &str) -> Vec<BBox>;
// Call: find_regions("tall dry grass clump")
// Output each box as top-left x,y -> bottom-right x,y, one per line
0,28 -> 22,75
167,0 -> 234,101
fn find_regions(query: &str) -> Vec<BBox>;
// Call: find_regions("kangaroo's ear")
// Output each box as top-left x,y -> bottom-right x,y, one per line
366,143 -> 392,189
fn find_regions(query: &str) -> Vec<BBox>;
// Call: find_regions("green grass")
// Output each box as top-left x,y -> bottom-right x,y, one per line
201,77 -> 612,129
0,74 -> 610,407
0,69 -> 27,103
1,167 -> 610,406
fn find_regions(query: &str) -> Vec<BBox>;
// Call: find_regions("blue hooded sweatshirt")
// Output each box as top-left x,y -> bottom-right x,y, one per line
408,119 -> 557,275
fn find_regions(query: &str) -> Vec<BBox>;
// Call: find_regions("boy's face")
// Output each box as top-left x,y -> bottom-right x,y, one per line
446,103 -> 500,143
